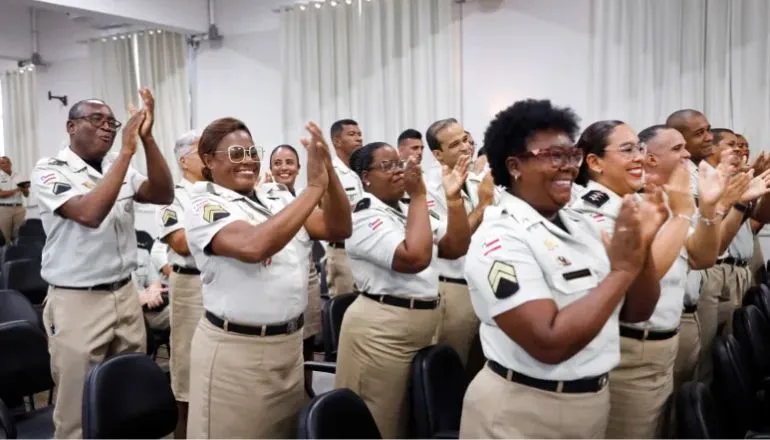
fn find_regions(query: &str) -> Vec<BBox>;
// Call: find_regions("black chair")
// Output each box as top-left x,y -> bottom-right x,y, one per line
0,398 -> 16,439
135,230 -> 154,253
0,321 -> 55,439
410,344 -> 467,439
14,236 -> 44,250
321,293 -> 357,362
753,284 -> 770,323
733,305 -> 770,382
676,381 -> 727,439
2,245 -> 41,265
0,289 -> 42,330
297,388 -> 381,439
82,353 -> 177,439
17,220 -> 43,238
2,259 -> 47,306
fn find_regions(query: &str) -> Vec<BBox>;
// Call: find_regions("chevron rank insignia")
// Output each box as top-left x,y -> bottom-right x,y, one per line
162,209 -> 178,227
582,190 -> 609,208
202,203 -> 230,223
52,182 -> 72,195
487,261 -> 519,299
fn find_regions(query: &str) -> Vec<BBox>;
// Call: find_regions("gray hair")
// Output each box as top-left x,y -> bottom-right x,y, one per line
174,129 -> 203,163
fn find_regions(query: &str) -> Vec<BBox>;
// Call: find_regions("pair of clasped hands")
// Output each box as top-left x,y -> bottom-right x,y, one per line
608,149 -> 770,276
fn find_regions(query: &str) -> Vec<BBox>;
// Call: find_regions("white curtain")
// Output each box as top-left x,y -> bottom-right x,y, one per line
88,37 -> 139,159
588,0 -> 770,154
135,31 -> 190,180
280,0 -> 461,182
1,67 -> 39,181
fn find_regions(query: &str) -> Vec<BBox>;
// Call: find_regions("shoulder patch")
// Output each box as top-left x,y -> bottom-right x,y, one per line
202,203 -> 230,223
487,261 -> 519,299
162,208 -> 178,227
581,190 -> 609,208
354,198 -> 371,212
52,182 -> 72,195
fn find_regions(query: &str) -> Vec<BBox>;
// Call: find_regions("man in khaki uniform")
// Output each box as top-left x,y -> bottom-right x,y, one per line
327,119 -> 364,297
0,156 -> 29,244
156,129 -> 204,439
31,90 -> 174,439
425,118 -> 496,368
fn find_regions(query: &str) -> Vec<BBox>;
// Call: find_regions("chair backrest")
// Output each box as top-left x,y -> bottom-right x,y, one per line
2,259 -> 47,305
0,398 -> 17,439
732,305 -> 770,382
0,320 -> 54,403
756,284 -> 770,323
712,335 -> 757,437
82,353 -> 177,439
410,344 -> 467,439
676,381 -> 726,439
321,293 -> 357,362
297,388 -> 381,439
14,236 -> 45,249
3,245 -> 41,265
18,220 -> 45,237
0,289 -> 42,330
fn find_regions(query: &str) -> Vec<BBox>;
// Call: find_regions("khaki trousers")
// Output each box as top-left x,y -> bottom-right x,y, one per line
435,280 -> 479,365
717,264 -> 751,335
674,312 -> 701,391
334,295 -> 440,438
460,365 -> 610,439
186,319 -> 305,439
606,334 -> 679,439
0,205 -> 25,244
168,272 -> 203,402
304,264 -> 322,338
696,265 -> 725,383
42,282 -> 146,439
325,247 -> 355,297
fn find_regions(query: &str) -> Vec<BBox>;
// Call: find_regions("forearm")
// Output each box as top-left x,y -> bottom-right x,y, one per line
70,153 -> 132,226
468,202 -> 489,233
140,136 -> 174,203
320,164 -> 352,237
750,195 -> 770,223
620,253 -> 660,322
404,193 -> 433,255
0,190 -> 18,198
437,198 -> 471,259
650,216 -> 690,280
686,204 -> 720,268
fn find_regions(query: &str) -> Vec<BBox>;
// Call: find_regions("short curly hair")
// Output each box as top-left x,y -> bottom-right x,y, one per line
484,99 -> 580,189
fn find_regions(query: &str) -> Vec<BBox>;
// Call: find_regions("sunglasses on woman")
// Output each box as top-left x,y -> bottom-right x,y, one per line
215,145 -> 264,163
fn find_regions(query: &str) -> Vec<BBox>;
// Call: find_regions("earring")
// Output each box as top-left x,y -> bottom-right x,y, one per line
365,181 -> 371,187
512,170 -> 520,181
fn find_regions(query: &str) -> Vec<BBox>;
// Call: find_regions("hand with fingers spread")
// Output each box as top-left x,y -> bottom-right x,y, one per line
472,154 -> 488,175
697,160 -> 727,208
121,109 -> 146,156
302,135 -> 329,190
477,172 -> 495,207
443,155 -> 470,201
739,169 -> 770,202
718,172 -> 751,212
751,152 -> 770,176
605,195 -> 646,275
263,171 -> 274,184
664,163 -> 695,217
638,185 -> 669,246
304,121 -> 333,169
719,148 -> 740,176
134,88 -> 155,140
403,156 -> 426,197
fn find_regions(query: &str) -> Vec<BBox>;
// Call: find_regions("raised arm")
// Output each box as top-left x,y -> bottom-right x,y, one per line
132,89 -> 174,205
437,155 -> 471,259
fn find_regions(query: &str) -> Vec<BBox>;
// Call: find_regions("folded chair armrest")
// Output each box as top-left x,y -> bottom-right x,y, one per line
304,361 -> 337,375
746,430 -> 770,438
435,429 -> 459,439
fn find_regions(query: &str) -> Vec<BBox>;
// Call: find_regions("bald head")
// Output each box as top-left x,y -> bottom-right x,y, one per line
665,109 -> 713,162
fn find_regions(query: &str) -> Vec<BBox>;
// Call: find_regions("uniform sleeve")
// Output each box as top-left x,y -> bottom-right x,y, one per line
346,209 -> 405,269
465,222 -> 555,318
157,195 -> 185,239
185,194 -> 241,254
31,164 -> 80,213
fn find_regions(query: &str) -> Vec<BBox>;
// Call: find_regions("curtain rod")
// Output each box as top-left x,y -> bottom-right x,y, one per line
76,28 -> 166,45
273,0 -> 359,13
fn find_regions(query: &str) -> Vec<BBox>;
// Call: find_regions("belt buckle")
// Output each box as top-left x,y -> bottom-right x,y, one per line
223,320 -> 229,332
287,318 -> 298,334
409,298 -> 415,309
598,375 -> 608,388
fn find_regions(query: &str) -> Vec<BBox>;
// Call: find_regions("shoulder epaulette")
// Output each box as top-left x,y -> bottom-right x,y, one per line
205,182 -> 220,196
581,190 -> 609,208
47,159 -> 66,166
354,198 -> 371,212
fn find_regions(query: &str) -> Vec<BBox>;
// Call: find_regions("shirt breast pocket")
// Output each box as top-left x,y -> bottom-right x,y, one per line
548,268 -> 599,303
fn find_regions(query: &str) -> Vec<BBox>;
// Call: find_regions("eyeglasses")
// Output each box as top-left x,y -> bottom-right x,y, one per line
215,145 -> 264,163
369,159 -> 406,173
606,142 -> 647,157
72,114 -> 122,130
514,147 -> 584,167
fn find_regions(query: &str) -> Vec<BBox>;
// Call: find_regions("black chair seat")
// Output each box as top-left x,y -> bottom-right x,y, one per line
82,353 -> 177,439
411,344 -> 467,439
0,321 -> 54,404
676,381 -> 727,438
733,305 -> 770,382
298,388 -> 381,439
17,220 -> 44,239
15,406 -> 54,439
2,260 -> 47,306
321,293 -> 357,363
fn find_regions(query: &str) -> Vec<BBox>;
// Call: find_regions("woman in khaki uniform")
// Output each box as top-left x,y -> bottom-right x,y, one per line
334,141 -> 471,438
461,100 -> 664,439
184,118 -> 351,438
268,143 -> 323,392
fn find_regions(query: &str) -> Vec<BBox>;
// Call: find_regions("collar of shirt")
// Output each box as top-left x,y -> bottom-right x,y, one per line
332,155 -> 354,175
498,190 -> 586,238
57,146 -> 112,179
178,178 -> 197,192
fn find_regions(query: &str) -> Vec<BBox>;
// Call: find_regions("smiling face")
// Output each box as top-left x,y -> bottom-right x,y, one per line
361,145 -> 405,204
586,123 -> 645,195
203,130 -> 260,193
433,122 -> 473,170
681,113 -> 714,162
270,146 -> 300,189
67,102 -> 118,160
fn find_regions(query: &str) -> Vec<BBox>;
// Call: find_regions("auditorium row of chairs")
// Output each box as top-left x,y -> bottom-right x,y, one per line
676,284 -> 770,438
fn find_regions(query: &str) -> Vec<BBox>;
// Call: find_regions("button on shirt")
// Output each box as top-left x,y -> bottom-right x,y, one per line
570,180 -> 688,331
347,195 -> 445,299
332,155 -> 364,205
0,170 -> 23,205
465,191 -> 618,380
31,147 -> 147,286
157,179 -> 197,269
185,181 -> 311,325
